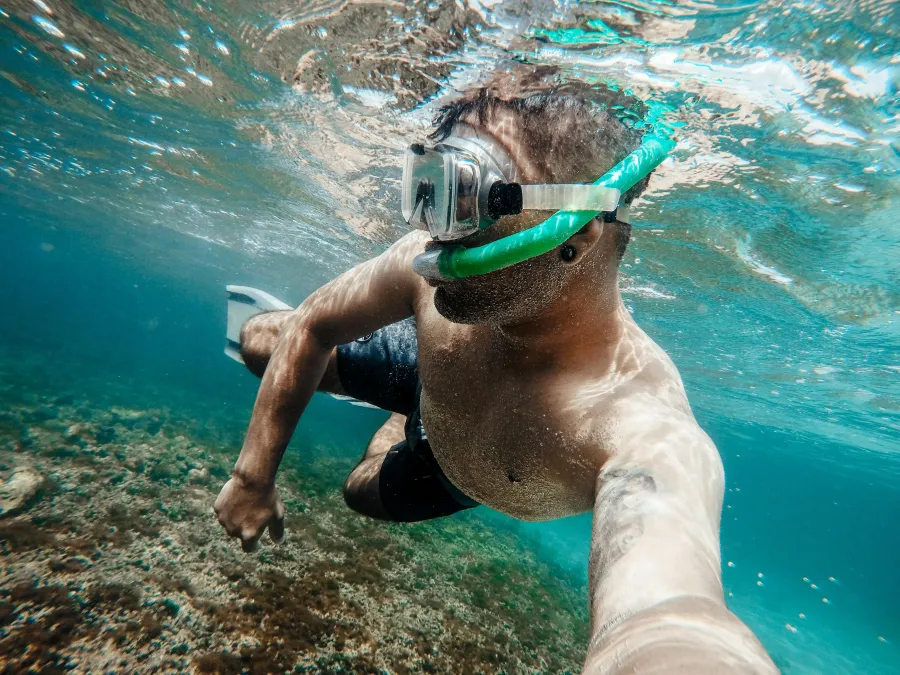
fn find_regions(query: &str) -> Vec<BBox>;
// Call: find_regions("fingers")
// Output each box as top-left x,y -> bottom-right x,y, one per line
212,479 -> 284,552
269,497 -> 286,545
213,511 -> 282,552
241,529 -> 261,553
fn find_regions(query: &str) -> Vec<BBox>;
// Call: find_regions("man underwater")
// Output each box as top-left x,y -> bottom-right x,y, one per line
214,79 -> 778,673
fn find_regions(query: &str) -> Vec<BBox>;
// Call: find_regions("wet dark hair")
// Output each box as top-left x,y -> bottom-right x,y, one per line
430,71 -> 652,261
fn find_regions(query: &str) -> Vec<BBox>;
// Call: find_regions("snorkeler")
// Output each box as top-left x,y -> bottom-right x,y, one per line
214,79 -> 778,673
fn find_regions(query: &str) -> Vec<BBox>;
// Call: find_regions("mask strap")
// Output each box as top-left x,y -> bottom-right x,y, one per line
487,183 -> 621,219
520,184 -> 621,213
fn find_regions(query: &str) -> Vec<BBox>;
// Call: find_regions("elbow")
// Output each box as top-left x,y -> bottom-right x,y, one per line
286,298 -> 345,353
276,314 -> 334,370
263,315 -> 333,387
237,308 -> 329,378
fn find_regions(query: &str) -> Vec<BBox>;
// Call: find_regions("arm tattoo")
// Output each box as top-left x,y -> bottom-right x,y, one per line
589,468 -> 657,591
587,468 -> 659,644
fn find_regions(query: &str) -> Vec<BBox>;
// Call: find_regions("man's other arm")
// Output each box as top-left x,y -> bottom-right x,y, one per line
583,398 -> 777,674
215,232 -> 425,550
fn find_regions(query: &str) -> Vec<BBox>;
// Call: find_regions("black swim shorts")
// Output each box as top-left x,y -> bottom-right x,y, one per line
336,318 -> 477,522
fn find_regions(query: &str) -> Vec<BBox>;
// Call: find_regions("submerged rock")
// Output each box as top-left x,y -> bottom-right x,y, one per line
0,466 -> 43,517
65,422 -> 95,444
187,467 -> 209,484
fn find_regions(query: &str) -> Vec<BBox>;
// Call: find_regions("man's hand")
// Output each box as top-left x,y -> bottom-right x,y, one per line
213,475 -> 286,552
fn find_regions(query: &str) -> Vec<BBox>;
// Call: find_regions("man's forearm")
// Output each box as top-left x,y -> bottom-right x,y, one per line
234,315 -> 333,486
584,596 -> 778,675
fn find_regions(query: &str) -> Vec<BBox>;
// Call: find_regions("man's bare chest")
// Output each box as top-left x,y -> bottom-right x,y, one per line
416,335 -> 611,520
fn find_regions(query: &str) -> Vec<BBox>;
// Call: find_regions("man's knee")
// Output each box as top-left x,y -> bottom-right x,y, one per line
239,311 -> 288,377
343,463 -> 391,520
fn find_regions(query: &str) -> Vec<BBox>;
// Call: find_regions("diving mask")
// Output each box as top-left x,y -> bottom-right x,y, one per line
401,135 -> 622,242
404,132 -> 675,281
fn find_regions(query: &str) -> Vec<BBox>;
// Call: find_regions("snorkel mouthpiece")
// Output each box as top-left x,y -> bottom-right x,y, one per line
412,134 -> 675,280
411,248 -> 447,280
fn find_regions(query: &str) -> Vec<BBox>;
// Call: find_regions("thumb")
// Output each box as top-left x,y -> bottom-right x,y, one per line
269,496 -> 286,545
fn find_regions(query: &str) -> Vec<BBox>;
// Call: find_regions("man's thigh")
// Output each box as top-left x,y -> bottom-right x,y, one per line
365,412 -> 407,459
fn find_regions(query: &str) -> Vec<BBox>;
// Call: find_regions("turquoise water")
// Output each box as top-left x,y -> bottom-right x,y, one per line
1,0 -> 898,673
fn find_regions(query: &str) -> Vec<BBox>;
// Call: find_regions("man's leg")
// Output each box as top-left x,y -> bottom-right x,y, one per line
342,412 -> 406,520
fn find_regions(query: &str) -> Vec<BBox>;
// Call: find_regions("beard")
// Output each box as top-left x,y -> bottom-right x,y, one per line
432,254 -> 566,325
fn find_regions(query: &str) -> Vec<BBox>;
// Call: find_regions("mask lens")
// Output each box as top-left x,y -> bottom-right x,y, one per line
453,161 -> 478,227
402,143 -> 485,240
402,145 -> 449,236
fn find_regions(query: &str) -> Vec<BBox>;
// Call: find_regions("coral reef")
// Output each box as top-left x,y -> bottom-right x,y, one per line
0,351 -> 589,674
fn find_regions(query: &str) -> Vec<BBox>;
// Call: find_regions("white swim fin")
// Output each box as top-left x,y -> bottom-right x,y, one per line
225,285 -> 292,364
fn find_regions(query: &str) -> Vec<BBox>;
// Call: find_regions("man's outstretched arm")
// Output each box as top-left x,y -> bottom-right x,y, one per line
584,399 -> 777,674
214,232 -> 425,551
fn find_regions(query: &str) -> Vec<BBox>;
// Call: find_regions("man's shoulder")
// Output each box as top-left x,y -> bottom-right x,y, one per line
604,320 -> 691,416
596,322 -> 716,460
389,229 -> 431,253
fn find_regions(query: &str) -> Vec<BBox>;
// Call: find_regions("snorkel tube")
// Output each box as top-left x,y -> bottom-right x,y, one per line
412,134 -> 675,280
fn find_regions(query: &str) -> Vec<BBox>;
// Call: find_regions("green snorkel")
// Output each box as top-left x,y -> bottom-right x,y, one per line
412,134 -> 675,281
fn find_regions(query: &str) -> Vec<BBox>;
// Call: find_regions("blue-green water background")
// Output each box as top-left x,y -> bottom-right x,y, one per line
1,0 -> 898,672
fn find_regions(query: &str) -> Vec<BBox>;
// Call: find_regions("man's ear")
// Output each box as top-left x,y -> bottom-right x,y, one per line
560,218 -> 605,264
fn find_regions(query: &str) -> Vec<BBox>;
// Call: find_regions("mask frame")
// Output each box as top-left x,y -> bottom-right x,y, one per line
402,134 -> 623,242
